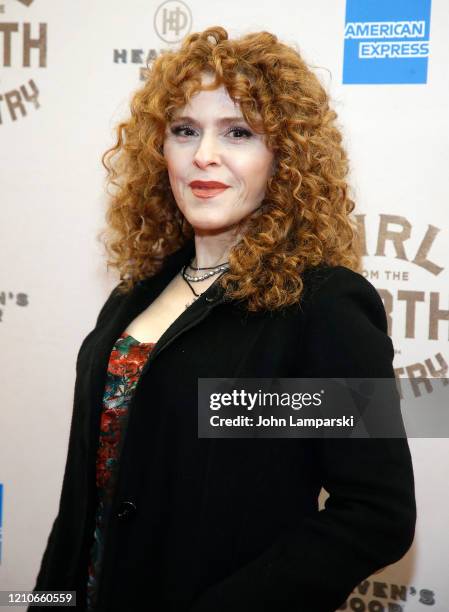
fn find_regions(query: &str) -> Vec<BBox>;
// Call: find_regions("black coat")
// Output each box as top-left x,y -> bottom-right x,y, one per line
31,238 -> 416,612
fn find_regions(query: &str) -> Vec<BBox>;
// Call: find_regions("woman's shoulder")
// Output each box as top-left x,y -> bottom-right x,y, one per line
94,282 -> 129,327
301,264 -> 382,308
300,265 -> 393,377
302,263 -> 372,288
300,264 -> 388,334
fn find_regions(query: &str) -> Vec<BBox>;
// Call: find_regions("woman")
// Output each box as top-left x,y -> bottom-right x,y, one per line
31,27 -> 416,611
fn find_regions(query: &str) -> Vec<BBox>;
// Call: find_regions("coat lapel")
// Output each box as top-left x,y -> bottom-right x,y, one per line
136,237 -> 228,370
84,238 -> 229,485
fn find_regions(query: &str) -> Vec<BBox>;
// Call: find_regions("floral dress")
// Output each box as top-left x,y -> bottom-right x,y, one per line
86,332 -> 155,610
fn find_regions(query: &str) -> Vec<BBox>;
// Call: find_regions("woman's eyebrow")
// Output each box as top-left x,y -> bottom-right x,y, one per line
170,115 -> 247,126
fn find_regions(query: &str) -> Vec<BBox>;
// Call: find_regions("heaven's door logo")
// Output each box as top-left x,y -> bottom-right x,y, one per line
112,1 -> 192,81
0,0 -> 45,125
154,0 -> 192,44
343,0 -> 432,84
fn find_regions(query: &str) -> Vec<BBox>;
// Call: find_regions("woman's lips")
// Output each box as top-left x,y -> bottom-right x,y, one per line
190,185 -> 229,199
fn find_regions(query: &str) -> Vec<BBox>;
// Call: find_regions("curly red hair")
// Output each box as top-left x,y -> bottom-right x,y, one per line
99,26 -> 361,311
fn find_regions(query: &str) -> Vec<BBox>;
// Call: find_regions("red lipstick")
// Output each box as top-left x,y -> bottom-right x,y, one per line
189,180 -> 230,199
189,180 -> 230,188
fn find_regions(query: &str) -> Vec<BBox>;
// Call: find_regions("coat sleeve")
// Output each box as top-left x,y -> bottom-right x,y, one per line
189,267 -> 416,612
30,282 -> 123,600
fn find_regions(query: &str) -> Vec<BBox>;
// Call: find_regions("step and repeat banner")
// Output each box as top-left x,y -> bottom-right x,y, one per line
1,0 -> 448,610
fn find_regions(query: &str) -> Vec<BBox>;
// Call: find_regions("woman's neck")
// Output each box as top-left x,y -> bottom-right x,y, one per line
190,231 -> 241,268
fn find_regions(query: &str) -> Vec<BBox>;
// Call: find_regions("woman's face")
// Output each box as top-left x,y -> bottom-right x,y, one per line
163,72 -> 275,234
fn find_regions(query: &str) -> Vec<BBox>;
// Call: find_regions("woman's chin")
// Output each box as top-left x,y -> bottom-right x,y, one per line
186,216 -> 237,235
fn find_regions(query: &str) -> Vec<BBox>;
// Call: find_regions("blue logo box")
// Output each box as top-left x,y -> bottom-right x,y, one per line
343,0 -> 432,84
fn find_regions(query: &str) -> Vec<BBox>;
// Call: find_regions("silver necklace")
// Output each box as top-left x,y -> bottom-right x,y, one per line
183,264 -> 229,282
181,258 -> 230,309
183,257 -> 229,282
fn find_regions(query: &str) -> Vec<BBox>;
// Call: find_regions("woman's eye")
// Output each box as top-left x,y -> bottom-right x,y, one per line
170,125 -> 252,139
227,127 -> 252,139
171,125 -> 196,137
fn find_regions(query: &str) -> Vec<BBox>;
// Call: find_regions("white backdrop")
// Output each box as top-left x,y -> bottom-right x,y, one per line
1,1 -> 448,610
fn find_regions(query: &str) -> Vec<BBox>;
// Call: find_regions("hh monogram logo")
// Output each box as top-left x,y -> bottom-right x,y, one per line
154,0 -> 192,44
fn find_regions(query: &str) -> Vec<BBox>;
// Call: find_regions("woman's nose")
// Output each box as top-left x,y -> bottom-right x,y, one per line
193,134 -> 221,166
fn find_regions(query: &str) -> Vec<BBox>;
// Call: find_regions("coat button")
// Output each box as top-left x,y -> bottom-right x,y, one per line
205,295 -> 215,303
117,500 -> 137,520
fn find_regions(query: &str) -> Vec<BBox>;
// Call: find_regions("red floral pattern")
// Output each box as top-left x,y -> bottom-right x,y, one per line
86,332 -> 155,610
